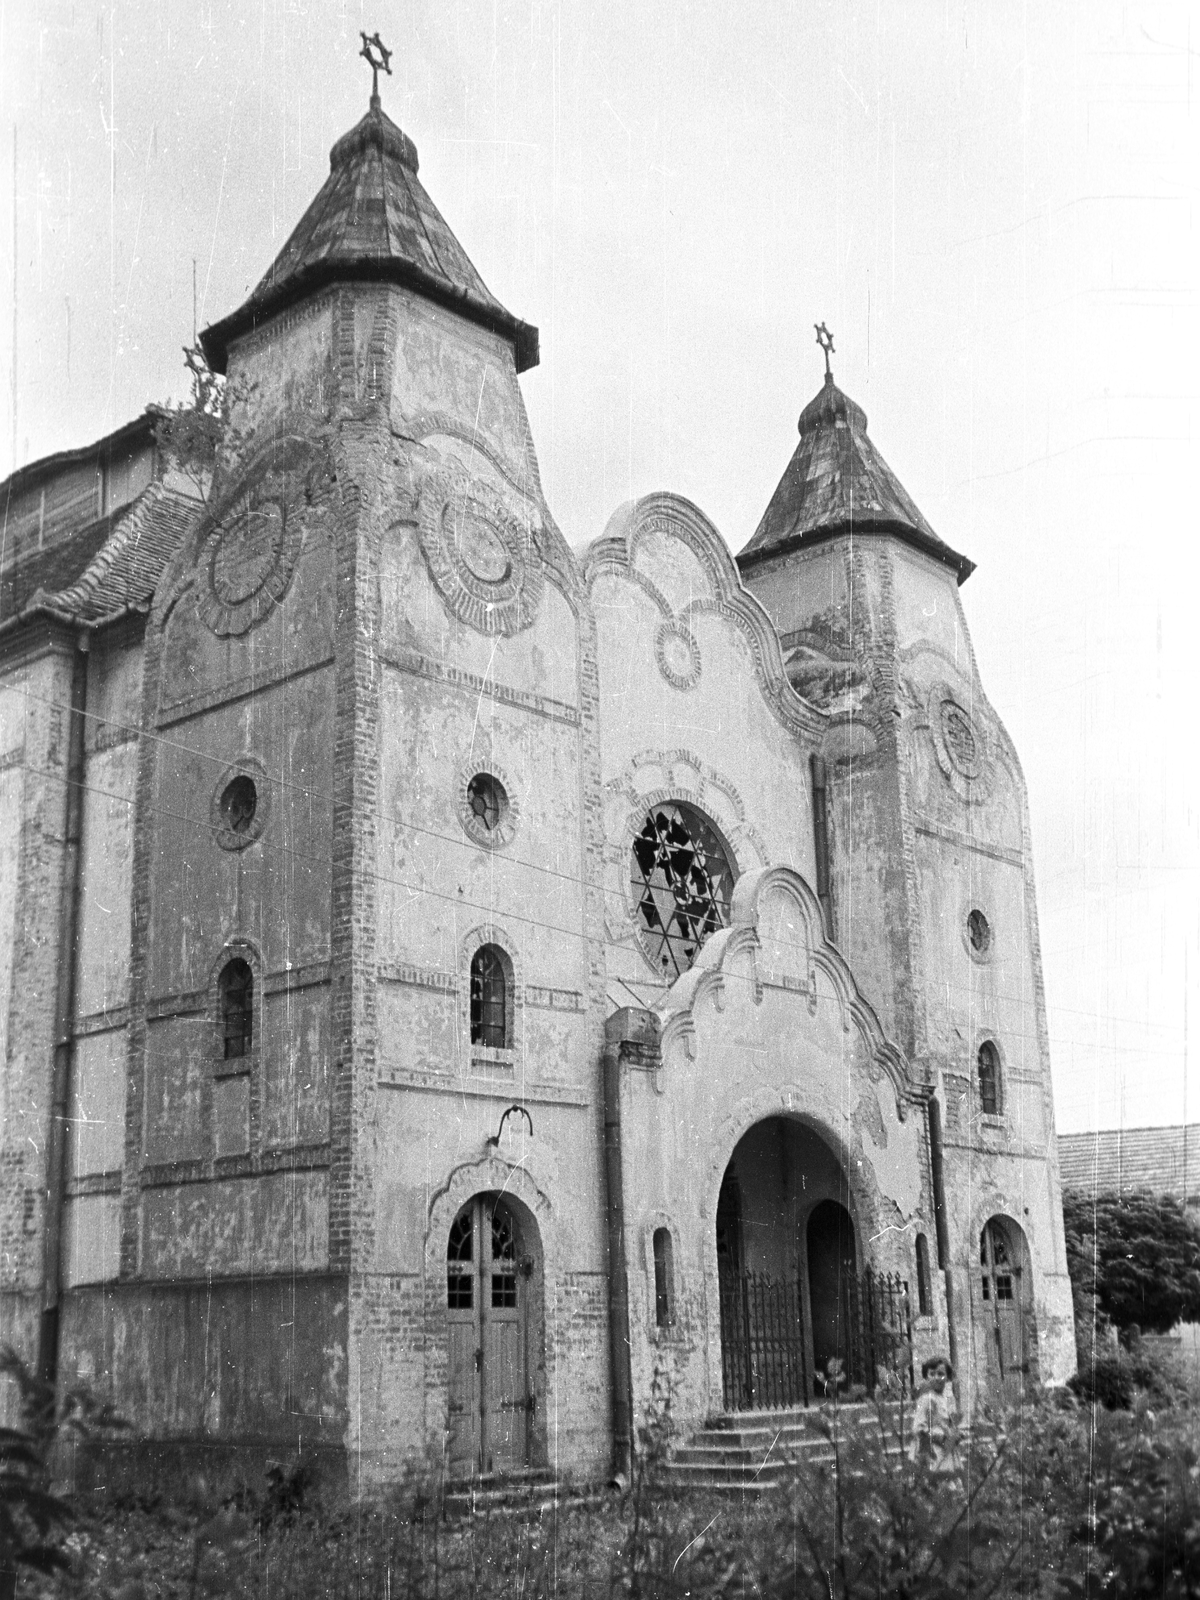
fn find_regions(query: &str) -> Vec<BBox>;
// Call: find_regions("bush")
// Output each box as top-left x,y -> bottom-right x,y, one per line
1070,1330 -> 1193,1411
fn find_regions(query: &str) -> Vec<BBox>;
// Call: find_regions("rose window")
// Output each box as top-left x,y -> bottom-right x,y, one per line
631,802 -> 735,980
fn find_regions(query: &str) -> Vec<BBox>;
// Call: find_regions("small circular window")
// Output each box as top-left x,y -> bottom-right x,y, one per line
631,802 -> 735,980
459,766 -> 520,849
967,908 -> 992,956
220,775 -> 258,835
211,759 -> 268,851
467,773 -> 506,832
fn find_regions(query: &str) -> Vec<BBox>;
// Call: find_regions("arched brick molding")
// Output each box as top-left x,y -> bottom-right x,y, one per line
697,1093 -> 883,1418
423,1156 -> 556,1471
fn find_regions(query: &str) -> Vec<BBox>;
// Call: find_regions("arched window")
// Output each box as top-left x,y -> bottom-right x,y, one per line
219,959 -> 253,1059
915,1232 -> 931,1316
630,802 -> 735,979
977,1041 -> 1001,1115
470,944 -> 510,1049
447,1208 -> 473,1309
652,1227 -> 675,1329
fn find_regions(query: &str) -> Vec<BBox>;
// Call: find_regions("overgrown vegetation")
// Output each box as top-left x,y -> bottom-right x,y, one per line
151,346 -> 227,502
5,1285 -> 1200,1598
0,1346 -> 127,1600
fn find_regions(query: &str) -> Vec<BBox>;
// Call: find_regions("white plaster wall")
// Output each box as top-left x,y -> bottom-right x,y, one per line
62,1195 -> 120,1287
587,505 -> 821,1005
68,1029 -> 126,1178
75,742 -> 136,1017
620,927 -> 933,1431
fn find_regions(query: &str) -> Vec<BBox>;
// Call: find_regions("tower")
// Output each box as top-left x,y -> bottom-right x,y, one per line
738,350 -> 1075,1398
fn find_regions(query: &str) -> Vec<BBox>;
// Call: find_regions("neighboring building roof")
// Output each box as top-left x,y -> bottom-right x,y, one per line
1057,1123 -> 1200,1207
200,96 -> 539,376
0,412 -> 156,505
1,482 -> 201,630
738,371 -> 974,584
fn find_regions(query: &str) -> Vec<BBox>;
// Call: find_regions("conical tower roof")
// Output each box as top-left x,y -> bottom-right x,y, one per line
200,97 -> 538,375
739,370 -> 973,584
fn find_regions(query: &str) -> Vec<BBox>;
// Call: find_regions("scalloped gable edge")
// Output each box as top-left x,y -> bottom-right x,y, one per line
580,492 -> 825,740
653,864 -> 926,1120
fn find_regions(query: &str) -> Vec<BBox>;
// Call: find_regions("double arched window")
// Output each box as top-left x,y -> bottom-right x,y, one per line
470,944 -> 512,1049
220,959 -> 253,1059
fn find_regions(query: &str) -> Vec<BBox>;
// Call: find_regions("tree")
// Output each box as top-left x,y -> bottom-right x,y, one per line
152,344 -> 227,501
1062,1188 -> 1200,1342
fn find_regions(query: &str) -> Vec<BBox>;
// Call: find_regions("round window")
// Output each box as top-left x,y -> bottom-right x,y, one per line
967,908 -> 992,956
459,768 -> 519,849
467,773 -> 506,832
631,802 -> 735,980
220,775 -> 258,835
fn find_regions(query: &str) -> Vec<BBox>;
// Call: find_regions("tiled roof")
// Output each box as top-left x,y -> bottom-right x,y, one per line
200,99 -> 538,375
738,372 -> 974,584
1,518 -> 114,620
1057,1124 -> 1200,1206
5,482 -> 200,627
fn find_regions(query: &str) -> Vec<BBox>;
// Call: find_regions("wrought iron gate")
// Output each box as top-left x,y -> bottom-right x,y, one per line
719,1270 -> 808,1411
847,1270 -> 915,1395
719,1267 -> 914,1411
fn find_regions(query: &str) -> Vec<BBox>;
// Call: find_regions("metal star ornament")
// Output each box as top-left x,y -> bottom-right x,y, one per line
815,322 -> 835,379
360,32 -> 393,106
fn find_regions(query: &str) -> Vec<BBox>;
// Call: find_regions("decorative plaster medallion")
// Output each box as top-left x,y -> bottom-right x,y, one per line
418,466 -> 544,636
655,620 -> 702,691
456,762 -> 521,850
928,685 -> 995,803
197,498 -> 303,637
210,757 -> 270,851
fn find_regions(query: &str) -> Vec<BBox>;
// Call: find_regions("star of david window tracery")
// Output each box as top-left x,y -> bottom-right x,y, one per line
630,802 -> 735,980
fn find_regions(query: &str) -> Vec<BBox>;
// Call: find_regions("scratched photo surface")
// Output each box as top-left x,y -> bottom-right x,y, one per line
0,2 -> 1197,1593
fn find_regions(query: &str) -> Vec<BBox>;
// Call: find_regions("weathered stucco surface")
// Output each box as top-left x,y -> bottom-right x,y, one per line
0,104 -> 1073,1472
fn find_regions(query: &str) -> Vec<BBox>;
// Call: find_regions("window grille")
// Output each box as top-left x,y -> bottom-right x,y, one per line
491,1208 -> 518,1309
447,1209 -> 473,1309
981,1221 -> 1015,1301
220,959 -> 253,1060
470,945 -> 509,1048
631,802 -> 734,979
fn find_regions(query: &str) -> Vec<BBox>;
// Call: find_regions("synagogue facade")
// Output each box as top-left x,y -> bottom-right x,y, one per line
0,81 -> 1074,1484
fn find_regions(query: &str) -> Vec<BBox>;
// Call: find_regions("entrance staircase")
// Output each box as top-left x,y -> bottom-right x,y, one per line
663,1403 -> 908,1496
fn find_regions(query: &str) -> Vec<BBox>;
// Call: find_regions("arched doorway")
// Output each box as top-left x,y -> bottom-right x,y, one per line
807,1199 -> 857,1393
716,1118 -> 859,1410
978,1216 -> 1035,1401
446,1193 -> 540,1476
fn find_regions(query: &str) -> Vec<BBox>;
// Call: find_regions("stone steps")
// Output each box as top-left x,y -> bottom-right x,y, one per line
443,1469 -> 606,1519
660,1404 -> 909,1495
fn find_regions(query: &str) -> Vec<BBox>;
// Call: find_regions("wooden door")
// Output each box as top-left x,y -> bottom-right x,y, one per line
445,1196 -> 530,1477
981,1220 -> 1027,1400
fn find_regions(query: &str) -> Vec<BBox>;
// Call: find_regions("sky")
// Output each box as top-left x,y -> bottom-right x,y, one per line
1,0 -> 1197,1135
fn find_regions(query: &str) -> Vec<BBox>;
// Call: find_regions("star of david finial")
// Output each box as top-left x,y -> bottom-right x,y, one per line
360,31 -> 393,108
815,322 -> 835,380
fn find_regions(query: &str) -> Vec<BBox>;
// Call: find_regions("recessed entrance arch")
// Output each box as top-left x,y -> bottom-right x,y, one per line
716,1117 -> 861,1410
445,1192 -> 543,1476
977,1215 -> 1036,1401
